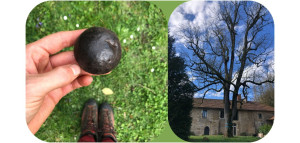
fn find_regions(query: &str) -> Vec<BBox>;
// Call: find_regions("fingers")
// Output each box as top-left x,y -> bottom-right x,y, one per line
28,29 -> 85,55
50,51 -> 77,68
27,75 -> 93,134
72,75 -> 93,88
34,64 -> 81,95
61,75 -> 93,95
49,51 -> 90,75
50,51 -> 112,75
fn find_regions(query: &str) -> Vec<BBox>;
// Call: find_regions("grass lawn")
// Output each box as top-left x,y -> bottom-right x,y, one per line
189,135 -> 260,142
26,1 -> 167,142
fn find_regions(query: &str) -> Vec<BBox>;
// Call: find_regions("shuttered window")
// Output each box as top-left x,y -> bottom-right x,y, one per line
202,109 -> 207,118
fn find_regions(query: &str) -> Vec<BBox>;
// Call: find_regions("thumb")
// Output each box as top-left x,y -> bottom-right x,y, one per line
37,64 -> 81,94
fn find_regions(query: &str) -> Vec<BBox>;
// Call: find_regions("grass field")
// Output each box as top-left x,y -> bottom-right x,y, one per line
26,1 -> 167,142
189,135 -> 261,142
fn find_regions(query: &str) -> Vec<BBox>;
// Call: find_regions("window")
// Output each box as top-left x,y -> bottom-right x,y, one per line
220,109 -> 224,118
233,111 -> 238,120
258,113 -> 262,119
202,109 -> 207,118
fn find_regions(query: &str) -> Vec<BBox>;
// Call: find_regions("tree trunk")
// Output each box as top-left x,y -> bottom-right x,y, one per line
223,87 -> 233,137
225,113 -> 233,137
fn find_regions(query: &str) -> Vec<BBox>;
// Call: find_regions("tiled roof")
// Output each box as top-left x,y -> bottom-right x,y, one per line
193,98 -> 274,112
268,116 -> 274,120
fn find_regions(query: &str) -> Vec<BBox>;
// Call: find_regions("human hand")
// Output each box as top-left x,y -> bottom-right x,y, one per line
26,30 -> 109,134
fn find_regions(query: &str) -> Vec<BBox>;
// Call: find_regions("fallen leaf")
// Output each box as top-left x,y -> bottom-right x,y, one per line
123,112 -> 127,118
102,88 -> 114,95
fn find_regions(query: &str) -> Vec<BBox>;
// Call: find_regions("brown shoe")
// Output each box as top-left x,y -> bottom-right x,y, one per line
98,102 -> 117,142
79,99 -> 99,141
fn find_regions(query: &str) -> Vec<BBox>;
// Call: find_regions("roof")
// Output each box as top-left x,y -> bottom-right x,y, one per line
268,116 -> 274,120
193,98 -> 274,112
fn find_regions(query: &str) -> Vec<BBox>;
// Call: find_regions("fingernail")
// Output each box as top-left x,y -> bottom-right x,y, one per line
70,64 -> 80,76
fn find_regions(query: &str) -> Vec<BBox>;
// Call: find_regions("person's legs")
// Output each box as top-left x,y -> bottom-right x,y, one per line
78,99 -> 99,142
78,134 -> 95,142
98,102 -> 117,142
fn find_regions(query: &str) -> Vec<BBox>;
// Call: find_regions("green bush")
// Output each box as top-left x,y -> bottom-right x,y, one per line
190,131 -> 196,136
202,137 -> 209,142
27,1 -> 167,142
258,124 -> 272,135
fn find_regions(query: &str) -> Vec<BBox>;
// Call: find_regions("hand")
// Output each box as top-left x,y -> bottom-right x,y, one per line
26,30 -> 106,134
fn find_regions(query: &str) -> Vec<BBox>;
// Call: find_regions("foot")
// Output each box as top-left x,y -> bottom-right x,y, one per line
79,99 -> 99,141
98,102 -> 117,142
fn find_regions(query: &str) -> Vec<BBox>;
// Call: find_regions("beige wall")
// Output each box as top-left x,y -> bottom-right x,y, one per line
190,108 -> 274,136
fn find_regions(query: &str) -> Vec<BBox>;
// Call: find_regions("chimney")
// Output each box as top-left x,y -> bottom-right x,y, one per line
237,94 -> 241,101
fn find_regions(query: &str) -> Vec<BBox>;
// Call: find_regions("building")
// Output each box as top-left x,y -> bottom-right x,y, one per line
190,96 -> 274,136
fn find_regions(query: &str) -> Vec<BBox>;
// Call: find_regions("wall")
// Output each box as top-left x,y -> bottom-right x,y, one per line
190,107 -> 274,136
236,110 -> 274,136
190,108 -> 224,135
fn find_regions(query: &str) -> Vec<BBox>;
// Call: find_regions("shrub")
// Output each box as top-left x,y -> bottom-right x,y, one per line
202,137 -> 209,142
258,124 -> 272,135
190,131 -> 196,136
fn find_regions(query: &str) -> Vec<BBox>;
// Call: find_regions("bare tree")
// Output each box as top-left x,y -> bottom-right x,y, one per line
253,80 -> 274,107
176,1 -> 274,137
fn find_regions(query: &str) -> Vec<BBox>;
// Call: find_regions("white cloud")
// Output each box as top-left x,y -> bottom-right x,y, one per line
194,91 -> 223,98
235,24 -> 246,33
194,92 -> 202,98
232,46 -> 274,87
267,57 -> 274,75
186,71 -> 192,75
211,91 -> 223,97
168,10 -> 186,36
189,76 -> 196,81
243,64 -> 265,81
265,50 -> 274,75
232,58 -> 274,88
232,64 -> 264,84
169,1 -> 220,43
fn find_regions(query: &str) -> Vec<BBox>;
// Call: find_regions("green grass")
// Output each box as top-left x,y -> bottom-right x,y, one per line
189,135 -> 260,142
26,1 -> 167,142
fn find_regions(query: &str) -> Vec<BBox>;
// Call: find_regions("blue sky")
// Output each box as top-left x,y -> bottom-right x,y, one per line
168,1 -> 274,100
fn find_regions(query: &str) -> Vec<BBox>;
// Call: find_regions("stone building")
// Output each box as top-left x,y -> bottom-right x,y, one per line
190,97 -> 274,136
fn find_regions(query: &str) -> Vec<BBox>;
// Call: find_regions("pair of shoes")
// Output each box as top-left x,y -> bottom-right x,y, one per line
79,99 -> 117,142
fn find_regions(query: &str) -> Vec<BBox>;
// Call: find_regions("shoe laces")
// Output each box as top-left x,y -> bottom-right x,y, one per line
101,110 -> 116,134
86,110 -> 96,130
